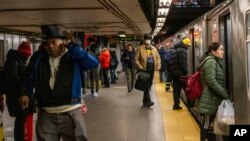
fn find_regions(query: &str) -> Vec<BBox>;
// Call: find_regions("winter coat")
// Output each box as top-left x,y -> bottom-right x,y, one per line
87,42 -> 99,59
23,42 -> 98,108
4,49 -> 35,117
110,51 -> 119,69
134,44 -> 161,71
168,41 -> 188,78
121,50 -> 135,69
158,47 -> 167,72
198,55 -> 229,115
99,49 -> 110,69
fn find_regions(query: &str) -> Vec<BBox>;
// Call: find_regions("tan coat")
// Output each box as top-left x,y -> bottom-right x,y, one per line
135,44 -> 161,70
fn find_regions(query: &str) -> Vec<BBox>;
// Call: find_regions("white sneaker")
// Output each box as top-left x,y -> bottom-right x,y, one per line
93,92 -> 99,97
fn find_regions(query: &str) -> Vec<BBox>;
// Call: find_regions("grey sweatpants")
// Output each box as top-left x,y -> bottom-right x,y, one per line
36,107 -> 87,141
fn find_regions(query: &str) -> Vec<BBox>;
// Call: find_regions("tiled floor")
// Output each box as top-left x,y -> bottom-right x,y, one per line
84,73 -> 165,141
2,71 -> 200,141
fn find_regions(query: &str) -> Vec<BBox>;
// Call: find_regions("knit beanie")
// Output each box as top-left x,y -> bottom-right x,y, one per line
18,41 -> 32,58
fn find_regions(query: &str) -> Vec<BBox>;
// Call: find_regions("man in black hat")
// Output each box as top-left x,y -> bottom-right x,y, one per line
135,34 -> 161,108
19,25 -> 98,141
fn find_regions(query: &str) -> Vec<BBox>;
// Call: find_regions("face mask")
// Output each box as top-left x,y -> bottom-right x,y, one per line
145,40 -> 151,45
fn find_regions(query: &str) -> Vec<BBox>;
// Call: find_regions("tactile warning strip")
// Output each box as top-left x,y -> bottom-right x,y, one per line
154,79 -> 200,141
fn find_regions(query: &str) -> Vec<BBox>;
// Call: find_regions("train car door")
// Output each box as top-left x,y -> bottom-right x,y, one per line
219,13 -> 234,100
189,28 -> 195,73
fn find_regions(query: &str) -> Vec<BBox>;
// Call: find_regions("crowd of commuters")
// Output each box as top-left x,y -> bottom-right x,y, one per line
0,25 -> 231,141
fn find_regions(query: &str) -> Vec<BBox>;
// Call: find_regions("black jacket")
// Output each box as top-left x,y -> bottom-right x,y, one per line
121,50 -> 135,69
168,41 -> 188,78
23,43 -> 98,107
4,49 -> 35,117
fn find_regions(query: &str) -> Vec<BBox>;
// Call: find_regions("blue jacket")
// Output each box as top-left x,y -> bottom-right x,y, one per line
121,50 -> 135,69
158,47 -> 167,72
24,42 -> 98,107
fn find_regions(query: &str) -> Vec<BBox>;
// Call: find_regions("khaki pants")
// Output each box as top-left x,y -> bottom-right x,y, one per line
125,68 -> 135,91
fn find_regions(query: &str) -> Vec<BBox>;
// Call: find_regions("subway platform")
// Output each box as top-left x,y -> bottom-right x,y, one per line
2,71 -> 199,141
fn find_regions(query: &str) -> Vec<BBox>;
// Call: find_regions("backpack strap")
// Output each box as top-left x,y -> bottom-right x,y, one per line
197,57 -> 213,71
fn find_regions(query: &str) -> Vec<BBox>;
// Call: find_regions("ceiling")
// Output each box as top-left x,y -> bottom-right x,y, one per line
0,0 -> 151,37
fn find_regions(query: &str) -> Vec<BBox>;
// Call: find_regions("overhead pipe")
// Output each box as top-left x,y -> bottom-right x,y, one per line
97,0 -> 141,36
0,7 -> 104,13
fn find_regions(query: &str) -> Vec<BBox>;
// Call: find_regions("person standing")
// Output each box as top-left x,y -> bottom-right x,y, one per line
164,40 -> 175,92
4,41 -> 35,141
109,50 -> 119,84
121,44 -> 135,92
19,25 -> 98,141
198,42 -> 229,141
99,47 -> 110,88
158,46 -> 167,83
87,36 -> 100,97
135,34 -> 161,107
168,37 -> 192,110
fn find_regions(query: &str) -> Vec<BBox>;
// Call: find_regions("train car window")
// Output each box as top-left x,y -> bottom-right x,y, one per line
247,13 -> 250,90
4,34 -> 12,50
247,13 -> 250,40
212,21 -> 219,42
12,35 -> 19,50
0,34 -> 3,40
219,13 -> 233,100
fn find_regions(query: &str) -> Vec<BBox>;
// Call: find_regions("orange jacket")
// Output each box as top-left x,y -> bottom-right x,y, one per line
99,49 -> 110,69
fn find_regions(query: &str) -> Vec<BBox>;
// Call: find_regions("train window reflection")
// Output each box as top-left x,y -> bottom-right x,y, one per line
248,43 -> 250,90
248,13 -> 250,40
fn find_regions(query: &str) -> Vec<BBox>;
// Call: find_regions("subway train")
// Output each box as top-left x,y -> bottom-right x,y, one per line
168,0 -> 250,124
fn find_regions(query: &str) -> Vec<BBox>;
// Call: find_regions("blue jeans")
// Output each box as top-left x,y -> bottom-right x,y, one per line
159,71 -> 166,82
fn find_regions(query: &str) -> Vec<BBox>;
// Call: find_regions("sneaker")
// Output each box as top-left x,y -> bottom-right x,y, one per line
141,102 -> 154,108
141,105 -> 148,108
173,106 -> 183,110
93,92 -> 99,97
165,88 -> 170,92
128,89 -> 132,93
147,102 -> 154,107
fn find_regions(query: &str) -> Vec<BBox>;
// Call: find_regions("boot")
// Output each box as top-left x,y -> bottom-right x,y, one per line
200,128 -> 208,141
207,129 -> 216,141
201,128 -> 216,141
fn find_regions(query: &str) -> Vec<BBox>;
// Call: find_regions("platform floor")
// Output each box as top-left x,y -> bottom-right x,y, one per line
2,71 -> 200,141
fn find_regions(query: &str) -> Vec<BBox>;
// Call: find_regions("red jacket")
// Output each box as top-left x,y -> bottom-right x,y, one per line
99,50 -> 110,69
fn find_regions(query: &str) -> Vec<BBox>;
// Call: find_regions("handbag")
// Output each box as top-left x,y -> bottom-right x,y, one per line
134,71 -> 150,91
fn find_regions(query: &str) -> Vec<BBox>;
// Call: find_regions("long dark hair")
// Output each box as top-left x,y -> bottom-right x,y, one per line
200,42 -> 221,62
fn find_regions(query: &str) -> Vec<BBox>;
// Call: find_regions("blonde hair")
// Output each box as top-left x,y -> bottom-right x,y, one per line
101,47 -> 108,52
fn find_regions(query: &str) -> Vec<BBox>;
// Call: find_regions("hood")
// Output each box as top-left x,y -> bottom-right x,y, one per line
6,49 -> 19,60
6,49 -> 27,62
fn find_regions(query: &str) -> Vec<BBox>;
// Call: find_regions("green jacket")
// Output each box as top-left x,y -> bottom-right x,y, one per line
198,55 -> 229,115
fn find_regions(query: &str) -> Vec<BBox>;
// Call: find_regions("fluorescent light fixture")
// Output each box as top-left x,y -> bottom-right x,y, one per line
118,34 -> 126,37
118,31 -> 126,37
159,0 -> 172,7
158,8 -> 169,16
157,18 -> 166,23
156,23 -> 164,27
